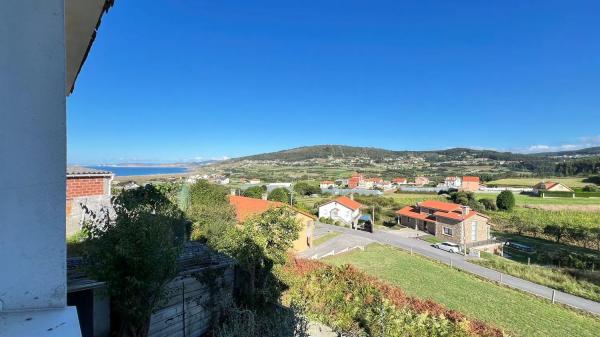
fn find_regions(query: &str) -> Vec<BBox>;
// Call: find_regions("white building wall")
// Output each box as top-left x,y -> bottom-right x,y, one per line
0,0 -> 67,310
318,202 -> 354,224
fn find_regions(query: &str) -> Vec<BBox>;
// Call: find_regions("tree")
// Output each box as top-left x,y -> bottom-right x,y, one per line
583,185 -> 598,192
209,207 -> 301,307
496,190 -> 515,211
544,223 -> 566,243
81,185 -> 186,337
186,180 -> 237,241
243,185 -> 264,199
268,187 -> 290,203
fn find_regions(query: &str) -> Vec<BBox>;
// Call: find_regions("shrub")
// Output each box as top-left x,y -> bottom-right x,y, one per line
82,185 -> 186,337
283,259 -> 505,337
243,186 -> 264,199
479,198 -> 497,211
496,191 -> 515,211
268,187 -> 290,203
582,185 -> 598,192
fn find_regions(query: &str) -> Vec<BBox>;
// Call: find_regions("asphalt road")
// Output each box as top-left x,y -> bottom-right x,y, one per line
314,222 -> 600,315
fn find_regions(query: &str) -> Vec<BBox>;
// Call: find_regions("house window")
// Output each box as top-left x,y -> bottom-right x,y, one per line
471,222 -> 477,241
442,227 -> 453,236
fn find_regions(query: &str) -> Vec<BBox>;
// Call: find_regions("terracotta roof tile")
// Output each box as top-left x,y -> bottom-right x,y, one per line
418,200 -> 461,212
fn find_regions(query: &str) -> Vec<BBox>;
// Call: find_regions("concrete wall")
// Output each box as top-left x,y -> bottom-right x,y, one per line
0,0 -> 67,310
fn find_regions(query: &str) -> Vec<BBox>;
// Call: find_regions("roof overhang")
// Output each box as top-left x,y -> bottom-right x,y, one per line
65,0 -> 114,95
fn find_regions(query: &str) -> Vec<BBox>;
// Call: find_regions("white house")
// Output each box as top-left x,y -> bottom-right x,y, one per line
318,196 -> 363,226
320,180 -> 335,189
443,176 -> 462,189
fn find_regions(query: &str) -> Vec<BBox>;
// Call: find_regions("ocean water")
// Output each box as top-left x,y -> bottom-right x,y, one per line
90,166 -> 188,176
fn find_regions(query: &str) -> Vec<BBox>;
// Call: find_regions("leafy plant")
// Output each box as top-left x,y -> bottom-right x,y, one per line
81,185 -> 186,337
268,187 -> 291,203
496,191 -> 515,211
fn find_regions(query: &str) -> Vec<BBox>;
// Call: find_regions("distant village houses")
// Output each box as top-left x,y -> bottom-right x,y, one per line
460,176 -> 480,192
414,176 -> 430,186
320,180 -> 335,189
392,177 -> 408,185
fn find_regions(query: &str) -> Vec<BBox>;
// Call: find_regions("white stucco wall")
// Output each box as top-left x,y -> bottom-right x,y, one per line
0,0 -> 67,310
318,202 -> 356,224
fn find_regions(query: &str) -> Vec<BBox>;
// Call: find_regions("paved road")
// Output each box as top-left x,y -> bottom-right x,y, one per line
299,233 -> 374,259
313,222 -> 600,316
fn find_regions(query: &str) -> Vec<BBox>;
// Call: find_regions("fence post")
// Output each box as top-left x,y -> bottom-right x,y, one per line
450,258 -> 453,269
527,257 -> 530,266
552,290 -> 556,304
499,273 -> 503,283
592,263 -> 595,272
410,248 -> 413,255
182,281 -> 186,337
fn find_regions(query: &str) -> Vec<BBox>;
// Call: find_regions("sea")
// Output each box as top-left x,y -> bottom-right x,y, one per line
90,166 -> 188,177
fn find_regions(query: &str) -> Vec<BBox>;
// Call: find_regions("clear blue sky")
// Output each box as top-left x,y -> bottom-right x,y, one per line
67,0 -> 600,164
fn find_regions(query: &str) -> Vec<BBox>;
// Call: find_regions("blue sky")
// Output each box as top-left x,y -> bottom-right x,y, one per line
67,0 -> 600,164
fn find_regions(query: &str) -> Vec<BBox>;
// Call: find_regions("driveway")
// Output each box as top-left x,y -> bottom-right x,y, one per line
312,222 -> 600,316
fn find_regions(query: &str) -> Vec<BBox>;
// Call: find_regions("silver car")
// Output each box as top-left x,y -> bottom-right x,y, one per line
433,242 -> 460,253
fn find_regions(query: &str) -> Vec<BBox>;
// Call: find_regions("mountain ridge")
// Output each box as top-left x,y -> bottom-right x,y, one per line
229,144 -> 600,162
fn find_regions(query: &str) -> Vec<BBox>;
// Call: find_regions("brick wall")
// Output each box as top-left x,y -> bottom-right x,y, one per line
66,177 -> 106,198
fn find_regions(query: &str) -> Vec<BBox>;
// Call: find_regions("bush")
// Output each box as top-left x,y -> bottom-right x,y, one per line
496,191 -> 515,211
284,260 -> 505,337
293,181 -> 321,196
583,185 -> 598,192
479,198 -> 498,211
243,186 -> 264,199
82,185 -> 186,337
268,187 -> 290,203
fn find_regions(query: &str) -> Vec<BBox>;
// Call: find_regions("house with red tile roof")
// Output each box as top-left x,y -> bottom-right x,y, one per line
532,181 -> 573,195
414,176 -> 430,186
392,177 -> 408,185
396,200 -> 491,248
318,196 -> 363,227
460,176 -> 480,192
228,195 -> 316,252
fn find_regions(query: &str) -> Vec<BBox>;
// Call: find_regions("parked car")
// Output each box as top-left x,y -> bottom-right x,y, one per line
433,242 -> 460,253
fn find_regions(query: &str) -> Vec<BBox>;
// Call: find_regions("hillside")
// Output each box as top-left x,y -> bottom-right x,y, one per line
231,144 -> 600,163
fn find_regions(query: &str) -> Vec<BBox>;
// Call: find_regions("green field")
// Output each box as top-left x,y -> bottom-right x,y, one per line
475,192 -> 600,206
487,177 -> 590,188
325,244 -> 600,337
472,252 -> 600,302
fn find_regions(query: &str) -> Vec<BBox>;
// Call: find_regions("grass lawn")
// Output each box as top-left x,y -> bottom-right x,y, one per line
313,231 -> 341,246
472,252 -> 600,302
487,177 -> 590,188
421,235 -> 443,244
325,244 -> 600,337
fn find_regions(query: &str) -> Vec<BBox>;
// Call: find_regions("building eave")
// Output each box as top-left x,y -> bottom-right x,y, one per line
65,0 -> 115,95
